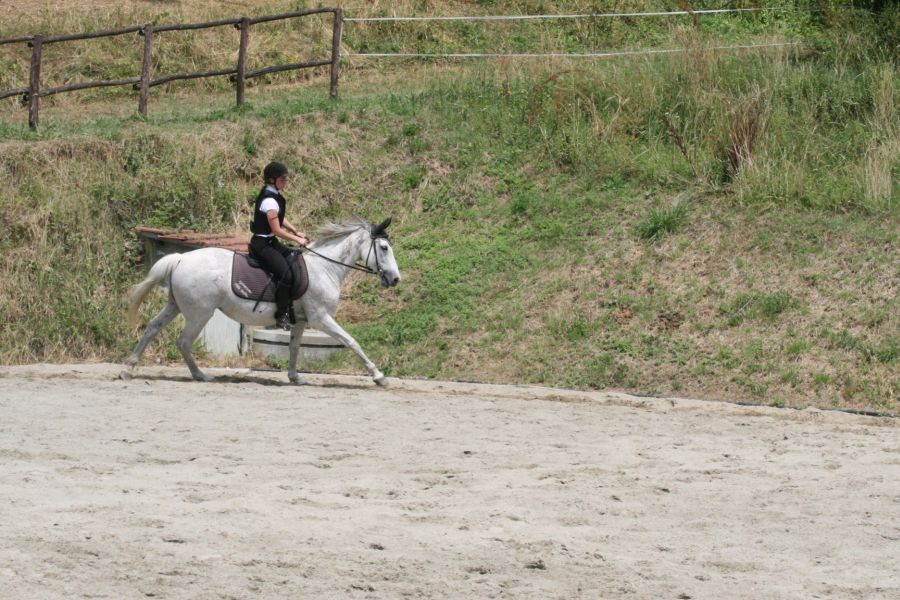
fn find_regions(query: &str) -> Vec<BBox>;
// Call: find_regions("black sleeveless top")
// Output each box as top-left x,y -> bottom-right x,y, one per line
250,186 -> 285,236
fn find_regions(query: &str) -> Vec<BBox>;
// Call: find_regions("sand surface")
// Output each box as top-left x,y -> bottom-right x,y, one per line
0,363 -> 897,599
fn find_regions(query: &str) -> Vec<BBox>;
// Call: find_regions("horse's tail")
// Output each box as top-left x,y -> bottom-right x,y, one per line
126,253 -> 183,327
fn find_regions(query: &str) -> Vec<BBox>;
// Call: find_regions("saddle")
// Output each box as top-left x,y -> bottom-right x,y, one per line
231,251 -> 309,303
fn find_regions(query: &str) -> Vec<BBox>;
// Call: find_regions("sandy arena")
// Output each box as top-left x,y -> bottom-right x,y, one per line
0,363 -> 897,599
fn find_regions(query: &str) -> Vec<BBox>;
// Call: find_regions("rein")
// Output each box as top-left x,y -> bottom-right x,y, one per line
299,236 -> 384,276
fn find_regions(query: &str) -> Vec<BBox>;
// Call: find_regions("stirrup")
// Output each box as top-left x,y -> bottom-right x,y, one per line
276,313 -> 293,331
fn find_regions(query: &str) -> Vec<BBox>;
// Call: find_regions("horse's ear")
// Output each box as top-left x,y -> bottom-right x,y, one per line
372,217 -> 392,237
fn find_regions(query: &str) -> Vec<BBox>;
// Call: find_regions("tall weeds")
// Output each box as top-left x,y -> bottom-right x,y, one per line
720,86 -> 767,184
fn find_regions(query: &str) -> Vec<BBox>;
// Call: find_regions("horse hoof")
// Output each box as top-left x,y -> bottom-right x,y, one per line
118,370 -> 132,381
289,376 -> 309,386
374,376 -> 389,387
194,374 -> 215,383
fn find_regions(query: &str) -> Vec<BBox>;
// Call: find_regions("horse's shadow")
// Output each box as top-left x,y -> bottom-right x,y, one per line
119,371 -> 375,390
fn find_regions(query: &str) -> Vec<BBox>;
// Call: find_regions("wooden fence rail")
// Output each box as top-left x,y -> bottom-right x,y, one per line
0,8 -> 343,130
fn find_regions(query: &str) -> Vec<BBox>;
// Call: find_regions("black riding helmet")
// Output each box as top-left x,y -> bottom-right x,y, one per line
263,161 -> 289,183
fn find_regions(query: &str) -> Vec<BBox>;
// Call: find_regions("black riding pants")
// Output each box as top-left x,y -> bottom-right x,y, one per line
249,236 -> 295,316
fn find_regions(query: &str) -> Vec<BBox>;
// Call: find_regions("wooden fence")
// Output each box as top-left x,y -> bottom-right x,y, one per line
0,8 -> 343,130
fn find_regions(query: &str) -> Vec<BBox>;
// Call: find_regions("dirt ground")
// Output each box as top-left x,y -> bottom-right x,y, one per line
0,363 -> 897,599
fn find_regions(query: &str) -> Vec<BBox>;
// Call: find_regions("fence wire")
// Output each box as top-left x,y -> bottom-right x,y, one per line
343,8 -> 786,22
343,8 -> 799,60
347,42 -> 800,59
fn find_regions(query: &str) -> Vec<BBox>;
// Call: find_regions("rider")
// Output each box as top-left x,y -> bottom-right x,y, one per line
249,161 -> 309,330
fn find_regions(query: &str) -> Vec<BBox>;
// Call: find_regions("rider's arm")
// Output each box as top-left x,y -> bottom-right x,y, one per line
281,218 -> 308,244
267,210 -> 308,246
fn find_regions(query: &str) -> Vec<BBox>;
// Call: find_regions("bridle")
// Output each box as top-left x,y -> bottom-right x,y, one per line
364,235 -> 388,277
299,234 -> 389,277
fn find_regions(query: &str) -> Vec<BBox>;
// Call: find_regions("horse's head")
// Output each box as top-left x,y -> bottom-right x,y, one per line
366,217 -> 400,288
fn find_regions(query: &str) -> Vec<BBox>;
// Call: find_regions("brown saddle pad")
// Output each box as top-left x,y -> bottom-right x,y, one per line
231,251 -> 308,302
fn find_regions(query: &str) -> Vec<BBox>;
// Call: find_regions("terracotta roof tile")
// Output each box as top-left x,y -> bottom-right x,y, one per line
136,226 -> 248,253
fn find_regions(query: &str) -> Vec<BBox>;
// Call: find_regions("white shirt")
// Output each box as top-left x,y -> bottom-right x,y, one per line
257,185 -> 281,237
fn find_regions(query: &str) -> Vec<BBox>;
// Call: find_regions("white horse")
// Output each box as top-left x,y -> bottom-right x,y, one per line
124,217 -> 400,385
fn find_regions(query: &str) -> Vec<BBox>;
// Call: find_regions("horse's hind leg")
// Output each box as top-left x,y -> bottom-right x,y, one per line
121,300 -> 180,377
177,312 -> 216,382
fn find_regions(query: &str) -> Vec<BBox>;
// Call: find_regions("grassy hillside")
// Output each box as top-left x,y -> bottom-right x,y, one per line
0,1 -> 897,412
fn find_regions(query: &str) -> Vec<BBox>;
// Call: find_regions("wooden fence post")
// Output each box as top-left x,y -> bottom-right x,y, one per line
28,36 -> 43,130
236,17 -> 250,106
330,8 -> 343,99
675,0 -> 701,29
138,24 -> 154,116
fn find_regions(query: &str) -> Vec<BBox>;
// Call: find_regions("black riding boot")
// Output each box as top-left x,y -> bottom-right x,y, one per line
274,282 -> 293,330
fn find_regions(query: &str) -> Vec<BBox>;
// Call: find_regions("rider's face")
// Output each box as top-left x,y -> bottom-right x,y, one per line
274,175 -> 288,191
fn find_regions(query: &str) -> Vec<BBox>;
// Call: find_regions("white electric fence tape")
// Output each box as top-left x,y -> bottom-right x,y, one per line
347,42 -> 799,59
344,8 -> 783,22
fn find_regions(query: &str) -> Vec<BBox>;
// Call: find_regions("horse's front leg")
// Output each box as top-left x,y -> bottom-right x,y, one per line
287,322 -> 308,385
312,314 -> 388,386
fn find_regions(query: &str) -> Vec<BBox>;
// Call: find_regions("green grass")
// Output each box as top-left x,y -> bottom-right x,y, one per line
636,201 -> 689,241
720,291 -> 798,327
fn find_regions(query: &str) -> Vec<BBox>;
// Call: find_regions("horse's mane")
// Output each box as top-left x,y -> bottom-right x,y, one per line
313,218 -> 371,244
